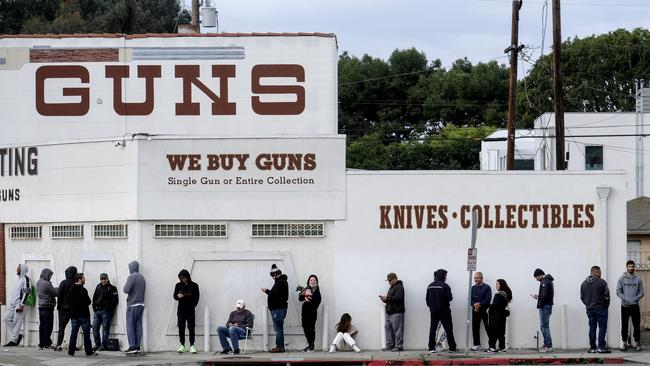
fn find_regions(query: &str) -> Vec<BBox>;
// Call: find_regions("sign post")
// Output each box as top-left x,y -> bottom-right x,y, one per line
465,209 -> 478,354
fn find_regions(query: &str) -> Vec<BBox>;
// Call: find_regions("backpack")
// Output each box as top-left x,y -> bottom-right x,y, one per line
24,277 -> 36,306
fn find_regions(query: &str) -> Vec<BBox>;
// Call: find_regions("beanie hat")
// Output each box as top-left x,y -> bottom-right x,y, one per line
533,268 -> 545,277
270,264 -> 282,276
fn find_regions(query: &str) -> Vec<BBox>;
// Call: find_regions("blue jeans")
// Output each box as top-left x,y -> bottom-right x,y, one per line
538,305 -> 553,347
69,318 -> 93,355
270,308 -> 287,348
93,309 -> 113,348
126,305 -> 144,349
587,308 -> 608,350
217,326 -> 246,351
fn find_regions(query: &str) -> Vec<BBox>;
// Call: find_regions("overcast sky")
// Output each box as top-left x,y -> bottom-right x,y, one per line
189,0 -> 650,71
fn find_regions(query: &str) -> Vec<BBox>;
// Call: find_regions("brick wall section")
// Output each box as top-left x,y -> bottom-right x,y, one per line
0,223 -> 4,305
30,48 -> 119,63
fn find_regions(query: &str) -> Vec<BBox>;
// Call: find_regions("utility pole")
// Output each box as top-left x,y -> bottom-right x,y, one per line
191,0 -> 200,27
505,0 -> 523,170
552,0 -> 566,170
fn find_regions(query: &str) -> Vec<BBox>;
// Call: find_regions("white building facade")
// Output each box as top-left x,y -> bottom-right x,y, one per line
0,34 -> 627,352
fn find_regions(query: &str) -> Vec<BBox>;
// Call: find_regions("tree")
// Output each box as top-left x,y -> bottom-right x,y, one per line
517,28 -> 650,127
2,0 -> 183,34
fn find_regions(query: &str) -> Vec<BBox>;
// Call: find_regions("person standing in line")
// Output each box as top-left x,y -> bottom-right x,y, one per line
173,269 -> 200,354
91,273 -> 118,351
426,269 -> 458,353
299,274 -> 322,352
66,273 -> 97,357
37,268 -> 58,350
123,260 -> 146,354
54,266 -> 77,351
470,272 -> 491,351
3,263 -> 30,347
262,264 -> 288,353
581,265 -> 611,354
216,299 -> 254,355
379,272 -> 405,352
486,279 -> 512,353
328,313 -> 361,353
616,260 -> 644,351
531,268 -> 554,352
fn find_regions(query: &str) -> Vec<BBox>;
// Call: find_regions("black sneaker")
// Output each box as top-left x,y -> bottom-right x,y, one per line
220,348 -> 233,354
597,348 -> 611,354
86,352 -> 98,357
3,341 -> 17,347
588,348 -> 597,353
16,334 -> 23,345
234,349 -> 240,354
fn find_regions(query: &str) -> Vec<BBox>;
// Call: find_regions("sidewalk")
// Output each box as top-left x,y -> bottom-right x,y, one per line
0,347 -> 645,366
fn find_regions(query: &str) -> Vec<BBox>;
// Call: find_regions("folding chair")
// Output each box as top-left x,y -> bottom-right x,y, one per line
237,314 -> 255,354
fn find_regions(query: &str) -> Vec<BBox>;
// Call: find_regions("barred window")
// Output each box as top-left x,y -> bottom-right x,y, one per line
251,223 -> 325,238
154,224 -> 227,238
50,224 -> 84,239
10,225 -> 42,240
93,224 -> 128,239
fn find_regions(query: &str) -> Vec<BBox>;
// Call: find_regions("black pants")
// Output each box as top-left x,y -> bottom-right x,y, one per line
488,311 -> 507,350
38,307 -> 54,348
621,304 -> 641,343
472,307 -> 489,346
178,311 -> 195,346
56,310 -> 71,347
301,309 -> 318,348
428,311 -> 457,351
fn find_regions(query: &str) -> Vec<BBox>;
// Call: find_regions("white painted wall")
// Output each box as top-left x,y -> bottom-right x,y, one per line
335,171 -> 626,350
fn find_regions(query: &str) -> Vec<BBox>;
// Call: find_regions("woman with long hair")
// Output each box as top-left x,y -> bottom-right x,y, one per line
299,274 -> 322,352
329,313 -> 361,353
487,279 -> 512,353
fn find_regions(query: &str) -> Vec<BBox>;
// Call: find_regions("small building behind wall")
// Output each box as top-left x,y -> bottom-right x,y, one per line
0,34 -> 628,351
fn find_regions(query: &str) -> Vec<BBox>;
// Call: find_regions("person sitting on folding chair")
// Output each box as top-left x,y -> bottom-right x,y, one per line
217,299 -> 254,355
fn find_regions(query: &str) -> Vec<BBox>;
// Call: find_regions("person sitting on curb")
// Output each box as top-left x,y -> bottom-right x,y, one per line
217,299 -> 254,355
329,313 -> 361,353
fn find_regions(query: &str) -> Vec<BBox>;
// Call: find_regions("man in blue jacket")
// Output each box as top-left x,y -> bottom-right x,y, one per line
426,269 -> 457,353
470,272 -> 491,351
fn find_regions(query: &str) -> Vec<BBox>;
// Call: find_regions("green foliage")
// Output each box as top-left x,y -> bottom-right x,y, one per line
346,125 -> 495,170
517,28 -> 650,127
1,0 -> 183,34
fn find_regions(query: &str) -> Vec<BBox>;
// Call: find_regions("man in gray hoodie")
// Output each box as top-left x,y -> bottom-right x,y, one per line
37,268 -> 58,349
580,265 -> 611,354
123,260 -> 146,354
3,263 -> 30,346
616,260 -> 644,351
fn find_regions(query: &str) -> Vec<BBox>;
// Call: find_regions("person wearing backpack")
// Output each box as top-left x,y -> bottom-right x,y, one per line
3,263 -> 31,346
37,268 -> 58,349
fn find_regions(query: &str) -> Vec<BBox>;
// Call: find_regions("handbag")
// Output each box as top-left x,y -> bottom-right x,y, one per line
24,277 -> 37,306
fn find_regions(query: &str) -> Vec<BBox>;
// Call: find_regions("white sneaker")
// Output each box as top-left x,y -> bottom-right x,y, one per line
352,344 -> 361,353
471,345 -> 481,351
328,345 -> 337,353
428,349 -> 438,354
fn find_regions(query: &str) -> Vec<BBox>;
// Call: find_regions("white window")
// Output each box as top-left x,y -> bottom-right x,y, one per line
50,224 -> 84,239
154,223 -> 227,238
10,225 -> 42,240
251,223 -> 325,238
627,240 -> 643,268
93,224 -> 128,239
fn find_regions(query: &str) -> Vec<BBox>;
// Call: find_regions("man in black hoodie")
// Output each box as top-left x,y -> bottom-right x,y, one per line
54,266 -> 77,351
379,272 -> 405,351
173,269 -> 200,354
532,268 -> 554,352
261,264 -> 288,353
426,269 -> 457,353
580,266 -> 611,354
91,273 -> 118,351
66,273 -> 96,357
